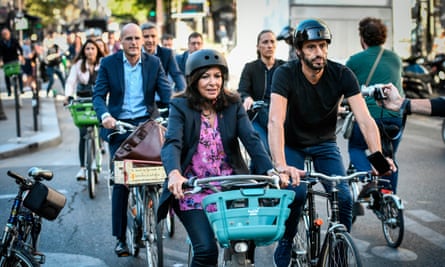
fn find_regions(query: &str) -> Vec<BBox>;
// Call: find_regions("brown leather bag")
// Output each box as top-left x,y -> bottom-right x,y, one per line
114,119 -> 166,161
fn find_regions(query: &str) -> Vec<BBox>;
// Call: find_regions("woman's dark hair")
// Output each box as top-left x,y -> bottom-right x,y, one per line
74,39 -> 104,73
177,66 -> 240,113
359,17 -> 387,47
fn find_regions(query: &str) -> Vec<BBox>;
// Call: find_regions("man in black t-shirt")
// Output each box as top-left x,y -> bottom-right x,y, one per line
268,19 -> 395,267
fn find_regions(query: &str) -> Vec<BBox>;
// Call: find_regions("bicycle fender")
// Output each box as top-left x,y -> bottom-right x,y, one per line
383,194 -> 404,209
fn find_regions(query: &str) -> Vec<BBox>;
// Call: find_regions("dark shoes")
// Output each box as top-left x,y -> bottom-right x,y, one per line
358,181 -> 378,199
115,241 -> 130,257
274,239 -> 292,267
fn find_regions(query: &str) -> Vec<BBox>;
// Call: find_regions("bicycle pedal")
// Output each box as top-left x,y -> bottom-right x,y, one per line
33,252 -> 45,264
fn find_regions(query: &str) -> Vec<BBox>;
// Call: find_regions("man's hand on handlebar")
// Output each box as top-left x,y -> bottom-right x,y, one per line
102,116 -> 117,129
275,165 -> 306,188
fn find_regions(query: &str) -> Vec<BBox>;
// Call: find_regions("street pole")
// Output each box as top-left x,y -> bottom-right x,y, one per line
0,96 -> 7,120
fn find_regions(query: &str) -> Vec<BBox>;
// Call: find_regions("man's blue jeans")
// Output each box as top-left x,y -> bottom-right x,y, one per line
281,141 -> 352,242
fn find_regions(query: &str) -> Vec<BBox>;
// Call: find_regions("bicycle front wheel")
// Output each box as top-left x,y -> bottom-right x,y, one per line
319,229 -> 362,267
381,196 -> 404,248
291,213 -> 310,267
0,249 -> 37,267
126,188 -> 140,257
85,134 -> 96,199
144,189 -> 163,267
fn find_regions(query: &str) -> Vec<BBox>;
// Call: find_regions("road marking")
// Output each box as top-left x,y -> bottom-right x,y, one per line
371,246 -> 417,261
405,216 -> 445,249
43,253 -> 108,267
405,209 -> 445,223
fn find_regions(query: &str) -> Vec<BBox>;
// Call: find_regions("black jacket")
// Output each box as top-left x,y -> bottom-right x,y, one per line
237,58 -> 286,102
157,96 -> 273,222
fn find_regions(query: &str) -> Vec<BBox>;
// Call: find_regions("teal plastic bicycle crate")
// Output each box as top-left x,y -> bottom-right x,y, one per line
202,188 -> 295,248
3,61 -> 21,77
69,102 -> 99,127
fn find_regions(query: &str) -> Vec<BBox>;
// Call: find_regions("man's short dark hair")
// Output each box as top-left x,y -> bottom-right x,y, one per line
359,17 -> 387,46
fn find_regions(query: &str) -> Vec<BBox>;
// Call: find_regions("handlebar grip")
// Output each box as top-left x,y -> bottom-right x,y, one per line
7,170 -> 28,185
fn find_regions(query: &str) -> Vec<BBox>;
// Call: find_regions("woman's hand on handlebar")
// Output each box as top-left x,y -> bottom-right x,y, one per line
275,165 -> 306,188
167,169 -> 188,200
243,96 -> 254,111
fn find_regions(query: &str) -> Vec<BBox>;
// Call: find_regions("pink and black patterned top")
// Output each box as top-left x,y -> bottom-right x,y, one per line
179,114 -> 233,211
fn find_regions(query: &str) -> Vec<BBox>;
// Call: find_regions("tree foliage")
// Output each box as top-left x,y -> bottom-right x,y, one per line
24,0 -> 156,29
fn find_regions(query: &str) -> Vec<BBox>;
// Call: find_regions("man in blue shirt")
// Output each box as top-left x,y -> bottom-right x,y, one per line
93,23 -> 171,257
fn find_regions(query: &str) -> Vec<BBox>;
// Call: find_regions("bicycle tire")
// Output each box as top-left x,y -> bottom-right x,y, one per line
85,136 -> 96,199
291,213 -> 310,267
319,229 -> 362,267
0,249 -> 37,267
381,196 -> 404,248
349,180 -> 361,225
144,190 -> 163,267
126,189 -> 140,257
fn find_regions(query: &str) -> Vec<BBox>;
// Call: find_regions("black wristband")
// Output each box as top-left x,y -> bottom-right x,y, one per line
401,99 -> 411,115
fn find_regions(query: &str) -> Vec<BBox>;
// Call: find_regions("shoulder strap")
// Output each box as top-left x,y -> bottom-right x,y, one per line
365,47 -> 384,86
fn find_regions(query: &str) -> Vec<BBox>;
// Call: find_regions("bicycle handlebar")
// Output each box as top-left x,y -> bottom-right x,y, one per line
114,120 -> 137,135
7,167 -> 54,188
184,174 -> 281,194
304,171 -> 370,183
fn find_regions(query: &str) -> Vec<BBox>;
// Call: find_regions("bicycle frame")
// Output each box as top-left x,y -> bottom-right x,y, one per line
294,170 -> 367,267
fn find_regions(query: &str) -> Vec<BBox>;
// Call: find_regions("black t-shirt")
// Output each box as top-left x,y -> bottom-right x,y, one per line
271,59 -> 360,148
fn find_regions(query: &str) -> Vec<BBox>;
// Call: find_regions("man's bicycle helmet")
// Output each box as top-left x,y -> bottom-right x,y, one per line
277,26 -> 294,44
185,49 -> 228,77
294,19 -> 332,49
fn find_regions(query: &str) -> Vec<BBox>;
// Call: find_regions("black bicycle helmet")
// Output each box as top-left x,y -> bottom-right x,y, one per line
185,49 -> 228,77
277,26 -> 294,43
294,19 -> 332,49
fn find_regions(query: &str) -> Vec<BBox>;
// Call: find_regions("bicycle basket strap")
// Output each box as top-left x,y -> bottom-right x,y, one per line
114,119 -> 166,161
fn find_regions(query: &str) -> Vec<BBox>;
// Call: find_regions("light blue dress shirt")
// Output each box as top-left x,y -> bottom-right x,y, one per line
119,54 -> 148,120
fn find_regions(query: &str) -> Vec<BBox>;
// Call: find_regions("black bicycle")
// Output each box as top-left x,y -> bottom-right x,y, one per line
1,168 -> 66,267
292,169 -> 365,267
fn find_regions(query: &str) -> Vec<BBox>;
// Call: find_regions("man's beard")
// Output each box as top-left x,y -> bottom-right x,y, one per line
302,54 -> 327,71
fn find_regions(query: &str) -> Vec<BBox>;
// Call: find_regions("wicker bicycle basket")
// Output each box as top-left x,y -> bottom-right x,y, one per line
3,61 -> 21,77
68,101 -> 99,127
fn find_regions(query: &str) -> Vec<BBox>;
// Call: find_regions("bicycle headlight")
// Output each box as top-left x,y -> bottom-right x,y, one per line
233,241 -> 249,253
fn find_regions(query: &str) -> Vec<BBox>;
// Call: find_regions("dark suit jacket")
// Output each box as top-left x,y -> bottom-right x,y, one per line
93,51 -> 171,141
157,96 -> 274,221
155,45 -> 186,92
175,50 -> 190,75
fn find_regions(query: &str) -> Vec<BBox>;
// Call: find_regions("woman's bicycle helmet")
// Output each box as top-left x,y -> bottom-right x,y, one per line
185,49 -> 228,77
294,19 -> 332,49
